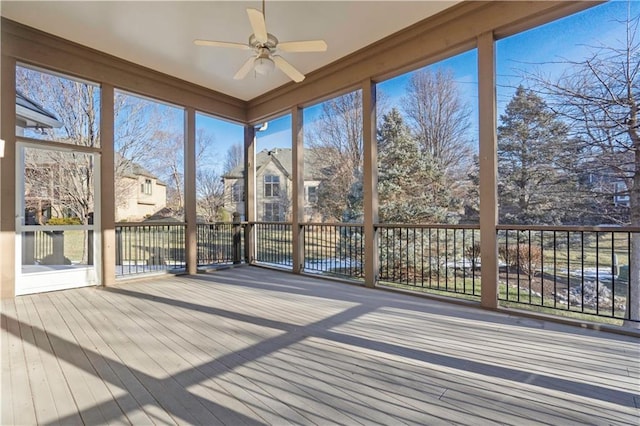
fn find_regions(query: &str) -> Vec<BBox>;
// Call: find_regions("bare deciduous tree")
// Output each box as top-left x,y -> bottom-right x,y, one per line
306,91 -> 363,221
402,68 -> 474,176
196,168 -> 225,222
528,9 -> 640,323
223,142 -> 243,174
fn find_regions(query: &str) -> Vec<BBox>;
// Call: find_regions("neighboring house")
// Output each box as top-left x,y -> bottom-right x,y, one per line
581,165 -> 631,224
17,91 -> 63,224
115,156 -> 167,222
223,148 -> 322,221
585,168 -> 631,208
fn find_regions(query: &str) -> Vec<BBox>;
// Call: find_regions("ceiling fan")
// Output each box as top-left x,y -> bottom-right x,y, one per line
194,1 -> 327,83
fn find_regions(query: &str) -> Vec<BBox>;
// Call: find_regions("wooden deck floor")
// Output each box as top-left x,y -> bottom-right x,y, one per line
2,267 -> 639,425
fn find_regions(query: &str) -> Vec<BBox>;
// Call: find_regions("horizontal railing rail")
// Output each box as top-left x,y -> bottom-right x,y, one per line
377,223 -> 481,230
497,226 -> 637,322
302,222 -> 364,279
497,224 -> 640,232
376,224 -> 481,298
115,223 -> 186,277
116,221 -> 187,227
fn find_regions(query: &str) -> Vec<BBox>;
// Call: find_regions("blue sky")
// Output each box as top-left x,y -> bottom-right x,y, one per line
186,1 -> 640,163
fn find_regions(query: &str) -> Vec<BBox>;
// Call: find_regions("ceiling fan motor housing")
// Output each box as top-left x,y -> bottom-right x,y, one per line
249,33 -> 278,50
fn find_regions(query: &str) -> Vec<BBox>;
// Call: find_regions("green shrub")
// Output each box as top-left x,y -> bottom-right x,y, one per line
47,217 -> 82,225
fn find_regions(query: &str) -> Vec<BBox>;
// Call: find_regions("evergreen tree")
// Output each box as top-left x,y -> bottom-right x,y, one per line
378,108 -> 455,224
497,86 -> 578,224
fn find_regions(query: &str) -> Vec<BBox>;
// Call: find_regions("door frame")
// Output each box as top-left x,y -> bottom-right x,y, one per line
15,141 -> 101,295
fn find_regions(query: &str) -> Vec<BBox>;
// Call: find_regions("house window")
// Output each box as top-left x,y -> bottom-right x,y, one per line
307,186 -> 318,203
264,202 -> 281,221
141,178 -> 152,195
614,181 -> 629,206
232,182 -> 244,202
264,175 -> 280,197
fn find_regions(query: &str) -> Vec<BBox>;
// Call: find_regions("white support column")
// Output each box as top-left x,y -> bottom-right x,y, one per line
478,31 -> 499,309
184,108 -> 197,274
291,107 -> 305,273
100,84 -> 116,286
362,79 -> 379,288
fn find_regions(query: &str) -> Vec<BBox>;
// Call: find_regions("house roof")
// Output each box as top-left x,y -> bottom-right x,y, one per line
16,90 -> 63,129
223,148 -> 324,181
116,153 -> 166,185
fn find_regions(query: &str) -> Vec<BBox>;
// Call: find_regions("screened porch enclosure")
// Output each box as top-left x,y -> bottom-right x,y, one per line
2,1 -> 640,324
2,2 -> 640,425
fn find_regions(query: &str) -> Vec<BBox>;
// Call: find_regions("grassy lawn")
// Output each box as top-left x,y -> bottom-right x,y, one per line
500,231 -> 630,271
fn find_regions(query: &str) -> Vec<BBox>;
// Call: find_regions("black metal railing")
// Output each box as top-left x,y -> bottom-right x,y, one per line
254,222 -> 293,268
115,223 -> 186,277
302,223 -> 364,279
112,219 -> 639,323
497,225 -> 638,322
197,222 -> 244,266
377,224 -> 481,298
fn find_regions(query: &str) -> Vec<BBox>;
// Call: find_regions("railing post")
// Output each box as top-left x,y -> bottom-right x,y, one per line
50,231 -> 65,264
478,31 -> 499,309
115,228 -> 122,266
23,231 -> 35,265
233,212 -> 242,264
244,223 -> 254,264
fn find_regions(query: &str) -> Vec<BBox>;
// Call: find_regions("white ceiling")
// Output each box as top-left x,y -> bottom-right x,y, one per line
1,1 -> 459,101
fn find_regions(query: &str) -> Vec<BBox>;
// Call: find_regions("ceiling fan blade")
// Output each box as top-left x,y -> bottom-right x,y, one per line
278,40 -> 327,53
234,57 -> 256,80
273,56 -> 305,83
194,40 -> 251,50
247,8 -> 268,44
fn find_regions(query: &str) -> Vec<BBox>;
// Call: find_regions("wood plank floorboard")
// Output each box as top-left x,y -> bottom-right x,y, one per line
2,266 -> 639,425
1,307 -> 14,426
49,291 -> 156,425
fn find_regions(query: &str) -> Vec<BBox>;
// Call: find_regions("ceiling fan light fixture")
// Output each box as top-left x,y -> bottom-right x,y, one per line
196,6 -> 326,82
254,55 -> 275,75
